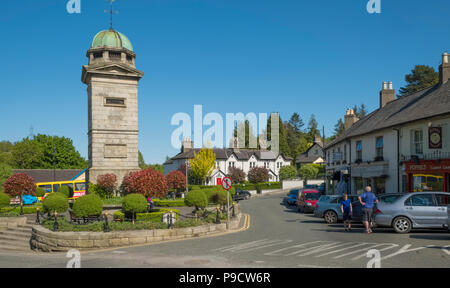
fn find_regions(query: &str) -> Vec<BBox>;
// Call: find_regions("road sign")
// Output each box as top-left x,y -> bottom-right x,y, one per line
222,177 -> 233,190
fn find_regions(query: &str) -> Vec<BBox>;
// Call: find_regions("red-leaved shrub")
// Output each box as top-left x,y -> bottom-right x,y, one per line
97,173 -> 118,195
121,168 -> 168,198
248,167 -> 269,184
166,170 -> 186,192
3,173 -> 36,198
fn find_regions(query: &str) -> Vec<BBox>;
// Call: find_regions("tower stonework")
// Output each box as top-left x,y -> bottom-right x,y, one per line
82,29 -> 144,185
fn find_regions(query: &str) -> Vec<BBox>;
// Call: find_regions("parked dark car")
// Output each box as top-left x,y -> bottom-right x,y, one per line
233,188 -> 252,201
287,189 -> 300,206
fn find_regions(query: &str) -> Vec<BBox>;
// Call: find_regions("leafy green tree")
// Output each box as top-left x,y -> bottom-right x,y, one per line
279,166 -> 297,181
233,120 -> 258,149
288,113 -> 304,133
299,164 -> 319,185
306,114 -> 319,143
399,65 -> 439,97
149,164 -> 164,174
352,104 -> 368,119
0,141 -> 13,153
11,138 -> 44,169
265,113 -> 290,156
33,134 -> 87,169
138,151 -> 148,169
189,148 -> 216,185
0,163 -> 12,193
333,118 -> 345,137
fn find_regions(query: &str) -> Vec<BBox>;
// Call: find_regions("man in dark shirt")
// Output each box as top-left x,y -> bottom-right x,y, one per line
359,186 -> 378,234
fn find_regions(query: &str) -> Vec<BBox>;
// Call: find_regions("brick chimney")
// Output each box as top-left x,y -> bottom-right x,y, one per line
439,52 -> 450,84
181,137 -> 193,153
380,81 -> 395,108
344,109 -> 358,130
314,134 -> 322,145
229,137 -> 240,152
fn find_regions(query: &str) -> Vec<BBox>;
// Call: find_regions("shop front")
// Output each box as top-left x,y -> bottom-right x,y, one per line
404,159 -> 450,192
351,161 -> 390,194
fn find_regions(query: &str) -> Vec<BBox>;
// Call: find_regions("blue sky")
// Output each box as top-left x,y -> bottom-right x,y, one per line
1,0 -> 449,164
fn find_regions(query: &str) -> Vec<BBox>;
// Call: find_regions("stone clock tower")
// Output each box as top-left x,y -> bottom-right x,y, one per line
82,28 -> 144,185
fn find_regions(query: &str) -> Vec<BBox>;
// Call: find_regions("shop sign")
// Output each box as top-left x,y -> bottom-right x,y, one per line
405,159 -> 450,173
429,127 -> 442,149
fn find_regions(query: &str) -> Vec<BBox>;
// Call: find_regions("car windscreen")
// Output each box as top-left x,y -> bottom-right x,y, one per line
305,193 -> 321,200
289,190 -> 299,196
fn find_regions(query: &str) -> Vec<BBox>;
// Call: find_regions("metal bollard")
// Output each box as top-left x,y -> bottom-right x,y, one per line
35,207 -> 41,225
168,211 -> 174,229
104,212 -> 110,233
215,206 -> 221,224
53,211 -> 58,232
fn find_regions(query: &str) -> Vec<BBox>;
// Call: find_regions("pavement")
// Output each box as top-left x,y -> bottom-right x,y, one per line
0,191 -> 449,268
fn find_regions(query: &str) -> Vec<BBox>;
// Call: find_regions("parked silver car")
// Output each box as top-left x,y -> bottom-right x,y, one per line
375,192 -> 450,233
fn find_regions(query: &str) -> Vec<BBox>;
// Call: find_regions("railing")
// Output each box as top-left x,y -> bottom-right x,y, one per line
402,151 -> 450,161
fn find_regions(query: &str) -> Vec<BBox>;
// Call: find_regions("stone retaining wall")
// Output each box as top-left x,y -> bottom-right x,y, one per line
0,217 -> 28,229
31,210 -> 243,252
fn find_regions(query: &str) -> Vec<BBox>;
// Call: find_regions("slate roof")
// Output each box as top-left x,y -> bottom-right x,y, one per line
325,81 -> 450,149
13,169 -> 85,183
296,155 -> 324,164
169,148 -> 292,162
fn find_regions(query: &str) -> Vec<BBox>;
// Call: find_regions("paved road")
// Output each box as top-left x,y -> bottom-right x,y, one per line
0,192 -> 449,268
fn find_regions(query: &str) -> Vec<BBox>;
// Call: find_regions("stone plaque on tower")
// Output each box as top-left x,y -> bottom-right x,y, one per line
81,24 -> 144,186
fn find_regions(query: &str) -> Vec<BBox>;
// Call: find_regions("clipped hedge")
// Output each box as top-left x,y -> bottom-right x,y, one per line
153,199 -> 186,207
57,186 -> 74,198
184,190 -> 208,209
73,194 -> 103,218
234,182 -> 281,191
36,188 -> 46,198
42,193 -> 68,214
122,194 -> 148,214
113,208 -> 180,222
0,206 -> 40,215
0,192 -> 10,208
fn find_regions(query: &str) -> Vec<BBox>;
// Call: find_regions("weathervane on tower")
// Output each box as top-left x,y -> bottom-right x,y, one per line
105,0 -> 118,30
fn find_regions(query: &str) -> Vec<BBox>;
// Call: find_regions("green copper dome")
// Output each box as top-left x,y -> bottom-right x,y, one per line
91,29 -> 133,52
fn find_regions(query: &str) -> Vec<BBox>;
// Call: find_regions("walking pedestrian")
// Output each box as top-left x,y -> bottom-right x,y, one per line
340,193 -> 352,232
358,186 -> 378,234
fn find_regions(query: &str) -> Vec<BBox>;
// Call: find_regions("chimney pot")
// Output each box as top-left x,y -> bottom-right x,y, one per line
380,81 -> 395,108
440,52 -> 450,84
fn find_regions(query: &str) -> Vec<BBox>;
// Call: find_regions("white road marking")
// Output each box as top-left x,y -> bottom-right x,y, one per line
214,239 -> 448,263
315,242 -> 370,258
380,244 -> 435,261
442,245 -> 450,256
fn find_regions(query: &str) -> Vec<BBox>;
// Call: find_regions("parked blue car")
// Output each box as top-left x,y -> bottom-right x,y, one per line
287,189 -> 300,206
314,193 -> 403,225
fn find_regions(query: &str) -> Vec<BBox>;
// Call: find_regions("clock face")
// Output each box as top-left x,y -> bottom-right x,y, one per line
430,132 -> 441,144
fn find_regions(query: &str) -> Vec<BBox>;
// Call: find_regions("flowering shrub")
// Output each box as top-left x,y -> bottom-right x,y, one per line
121,168 -> 168,198
166,170 -> 186,192
227,167 -> 246,184
248,167 -> 269,184
3,173 -> 36,198
96,173 -> 118,197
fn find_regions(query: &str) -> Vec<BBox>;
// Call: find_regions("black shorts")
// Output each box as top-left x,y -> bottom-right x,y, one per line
343,211 -> 352,221
362,208 -> 373,222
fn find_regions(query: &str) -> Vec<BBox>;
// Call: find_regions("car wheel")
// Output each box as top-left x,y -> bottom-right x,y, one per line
245,195 -> 250,200
324,211 -> 338,224
392,216 -> 412,234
